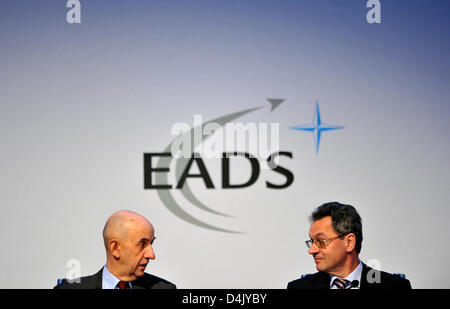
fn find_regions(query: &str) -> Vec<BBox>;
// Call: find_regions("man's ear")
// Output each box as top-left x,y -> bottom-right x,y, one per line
345,233 -> 356,253
109,239 -> 121,260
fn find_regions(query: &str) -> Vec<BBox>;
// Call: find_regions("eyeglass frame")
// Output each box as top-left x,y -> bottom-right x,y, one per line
305,233 -> 349,249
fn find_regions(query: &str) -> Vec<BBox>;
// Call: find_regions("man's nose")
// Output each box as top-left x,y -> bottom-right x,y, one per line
145,245 -> 155,260
308,242 -> 320,255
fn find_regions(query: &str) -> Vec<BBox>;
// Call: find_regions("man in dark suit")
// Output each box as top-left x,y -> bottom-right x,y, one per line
54,210 -> 176,289
287,202 -> 411,289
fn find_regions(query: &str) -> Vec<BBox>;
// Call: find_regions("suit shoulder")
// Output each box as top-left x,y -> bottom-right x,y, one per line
53,269 -> 103,289
287,272 -> 329,289
362,264 -> 412,289
379,270 -> 412,288
137,273 -> 177,289
53,274 -> 98,289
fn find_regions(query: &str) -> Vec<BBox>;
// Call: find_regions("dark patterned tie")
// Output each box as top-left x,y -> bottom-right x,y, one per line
117,281 -> 130,289
333,278 -> 350,289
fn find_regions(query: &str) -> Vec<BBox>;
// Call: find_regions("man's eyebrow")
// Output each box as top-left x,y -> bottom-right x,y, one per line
138,237 -> 156,244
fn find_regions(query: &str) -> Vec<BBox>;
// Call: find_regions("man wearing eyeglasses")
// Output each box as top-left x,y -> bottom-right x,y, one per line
287,202 -> 412,289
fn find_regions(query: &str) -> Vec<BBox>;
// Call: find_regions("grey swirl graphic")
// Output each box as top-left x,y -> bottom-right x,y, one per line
156,100 -> 283,233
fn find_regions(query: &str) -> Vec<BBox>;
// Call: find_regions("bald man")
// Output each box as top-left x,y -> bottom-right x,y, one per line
54,210 -> 176,289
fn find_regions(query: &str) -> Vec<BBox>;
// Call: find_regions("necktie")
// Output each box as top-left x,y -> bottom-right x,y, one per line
333,278 -> 350,289
117,281 -> 130,289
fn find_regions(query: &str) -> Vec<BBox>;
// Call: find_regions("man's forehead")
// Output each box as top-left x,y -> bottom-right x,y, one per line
132,221 -> 154,234
310,216 -> 334,235
124,219 -> 154,238
130,228 -> 154,242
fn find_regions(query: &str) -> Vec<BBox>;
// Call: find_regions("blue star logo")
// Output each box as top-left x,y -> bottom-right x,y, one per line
290,102 -> 345,154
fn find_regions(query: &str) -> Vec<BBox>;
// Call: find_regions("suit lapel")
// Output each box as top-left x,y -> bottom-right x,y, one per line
314,272 -> 332,289
131,283 -> 145,289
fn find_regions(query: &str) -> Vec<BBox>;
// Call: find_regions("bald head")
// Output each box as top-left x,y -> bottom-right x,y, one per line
102,210 -> 156,281
103,210 -> 154,249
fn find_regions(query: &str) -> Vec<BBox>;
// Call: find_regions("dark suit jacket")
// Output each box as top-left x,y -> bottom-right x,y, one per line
54,268 -> 176,289
287,263 -> 411,289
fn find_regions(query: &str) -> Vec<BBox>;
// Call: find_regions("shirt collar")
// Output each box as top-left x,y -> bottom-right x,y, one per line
329,260 -> 363,289
102,265 -> 132,289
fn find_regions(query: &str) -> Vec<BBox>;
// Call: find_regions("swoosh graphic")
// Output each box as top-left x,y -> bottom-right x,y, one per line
176,106 -> 264,217
156,106 -> 263,234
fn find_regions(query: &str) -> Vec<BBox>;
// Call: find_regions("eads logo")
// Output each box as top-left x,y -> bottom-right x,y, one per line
143,99 -> 345,233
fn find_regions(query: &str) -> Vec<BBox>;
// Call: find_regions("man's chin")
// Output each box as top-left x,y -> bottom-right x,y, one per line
314,260 -> 326,272
135,269 -> 146,278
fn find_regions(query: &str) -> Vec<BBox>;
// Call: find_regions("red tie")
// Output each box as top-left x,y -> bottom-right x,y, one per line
117,281 -> 130,289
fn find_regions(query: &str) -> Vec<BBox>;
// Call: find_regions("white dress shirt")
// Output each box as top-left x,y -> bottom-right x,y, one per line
102,266 -> 132,289
330,260 -> 363,289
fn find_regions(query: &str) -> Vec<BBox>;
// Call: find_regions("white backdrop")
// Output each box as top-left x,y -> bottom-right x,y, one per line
1,0 -> 449,288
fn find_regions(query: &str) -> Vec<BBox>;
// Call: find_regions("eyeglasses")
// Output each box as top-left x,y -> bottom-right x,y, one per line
305,234 -> 348,249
